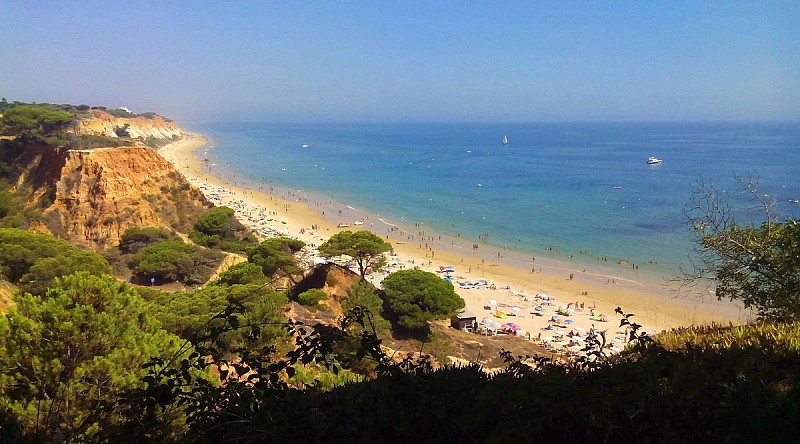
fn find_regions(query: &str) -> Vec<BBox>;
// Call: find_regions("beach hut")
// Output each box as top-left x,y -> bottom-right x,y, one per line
450,309 -> 477,331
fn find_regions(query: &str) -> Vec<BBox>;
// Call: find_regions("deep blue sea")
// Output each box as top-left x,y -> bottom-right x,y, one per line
191,122 -> 800,279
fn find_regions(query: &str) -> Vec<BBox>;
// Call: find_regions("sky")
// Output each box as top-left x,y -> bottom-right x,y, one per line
1,1 -> 799,123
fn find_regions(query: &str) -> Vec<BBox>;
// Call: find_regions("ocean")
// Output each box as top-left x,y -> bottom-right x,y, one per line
190,121 -> 800,283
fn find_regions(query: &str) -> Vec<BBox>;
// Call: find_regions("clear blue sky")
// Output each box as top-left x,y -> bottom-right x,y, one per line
2,1 -> 798,122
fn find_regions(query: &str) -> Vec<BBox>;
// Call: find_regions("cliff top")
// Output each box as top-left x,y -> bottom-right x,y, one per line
0,100 -> 182,149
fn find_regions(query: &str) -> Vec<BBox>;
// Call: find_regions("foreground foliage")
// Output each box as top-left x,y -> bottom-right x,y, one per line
0,273 -> 191,442
0,269 -> 797,442
103,304 -> 800,443
682,177 -> 800,321
143,283 -> 289,353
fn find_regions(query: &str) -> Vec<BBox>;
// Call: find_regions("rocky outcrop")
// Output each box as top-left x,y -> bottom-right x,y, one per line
23,145 -> 212,250
73,109 -> 183,140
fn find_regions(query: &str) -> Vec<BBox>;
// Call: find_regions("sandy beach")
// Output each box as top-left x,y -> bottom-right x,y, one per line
159,133 -> 752,356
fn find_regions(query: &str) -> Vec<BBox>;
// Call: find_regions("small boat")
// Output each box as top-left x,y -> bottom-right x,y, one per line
790,199 -> 800,204
502,134 -> 508,145
647,156 -> 663,164
353,221 -> 364,225
337,223 -> 350,228
476,183 -> 483,188
614,186 -> 622,190
301,144 -> 309,148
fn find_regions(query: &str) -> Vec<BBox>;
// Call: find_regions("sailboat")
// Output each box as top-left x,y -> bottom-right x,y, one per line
502,134 -> 508,145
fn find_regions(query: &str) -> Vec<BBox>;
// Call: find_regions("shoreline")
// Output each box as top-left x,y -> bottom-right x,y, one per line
159,132 -> 752,352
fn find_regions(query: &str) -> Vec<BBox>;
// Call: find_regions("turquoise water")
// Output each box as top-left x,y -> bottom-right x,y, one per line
191,122 -> 800,278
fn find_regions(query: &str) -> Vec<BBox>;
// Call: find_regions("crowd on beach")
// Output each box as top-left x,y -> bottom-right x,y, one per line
188,180 -> 641,361
157,134 -> 748,362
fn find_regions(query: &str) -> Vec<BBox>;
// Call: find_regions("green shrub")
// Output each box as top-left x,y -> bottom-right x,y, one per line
189,206 -> 257,253
298,288 -> 328,306
0,228 -> 111,295
382,269 -> 465,330
246,237 -> 305,278
214,262 -> 266,286
128,239 -> 224,285
0,189 -> 12,218
0,104 -> 74,140
146,283 -> 289,351
119,227 -> 175,253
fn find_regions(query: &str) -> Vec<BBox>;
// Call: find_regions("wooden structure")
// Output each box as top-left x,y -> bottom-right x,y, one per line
450,310 -> 477,332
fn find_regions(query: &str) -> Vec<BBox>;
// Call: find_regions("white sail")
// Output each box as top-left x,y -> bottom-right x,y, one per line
502,134 -> 508,145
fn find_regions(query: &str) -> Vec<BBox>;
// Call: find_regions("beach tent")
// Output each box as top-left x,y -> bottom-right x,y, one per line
500,322 -> 523,335
480,317 -> 499,336
481,317 -> 499,327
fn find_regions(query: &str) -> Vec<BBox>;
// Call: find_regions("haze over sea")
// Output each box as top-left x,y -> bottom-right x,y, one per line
194,121 -> 800,284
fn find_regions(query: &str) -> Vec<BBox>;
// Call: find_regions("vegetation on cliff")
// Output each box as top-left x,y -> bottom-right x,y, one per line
382,269 -> 465,331
0,99 -> 176,149
318,230 -> 392,278
246,237 -> 306,281
0,228 -> 111,295
0,104 -> 74,145
141,283 -> 290,354
128,238 -> 224,286
189,206 -> 258,254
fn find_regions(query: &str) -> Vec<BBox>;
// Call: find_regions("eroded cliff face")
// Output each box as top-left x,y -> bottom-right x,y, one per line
28,146 -> 212,250
73,109 -> 183,140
